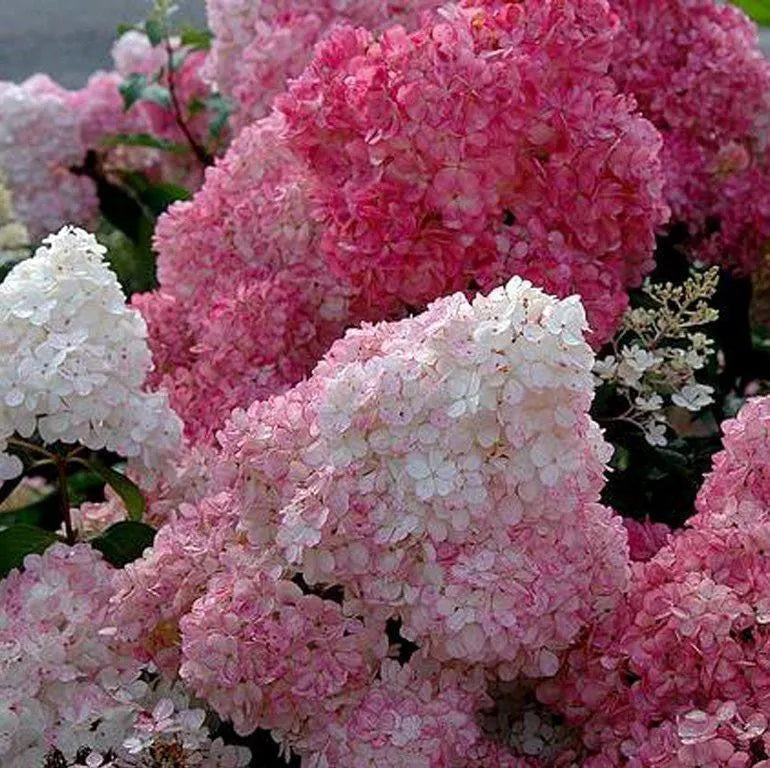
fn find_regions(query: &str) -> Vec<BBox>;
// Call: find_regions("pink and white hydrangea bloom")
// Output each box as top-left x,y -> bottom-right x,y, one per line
264,277 -> 628,676
0,544 -> 250,767
0,77 -> 97,240
694,396 -> 770,531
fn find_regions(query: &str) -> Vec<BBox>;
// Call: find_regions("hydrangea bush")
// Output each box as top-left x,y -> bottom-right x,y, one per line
2,0 -> 770,765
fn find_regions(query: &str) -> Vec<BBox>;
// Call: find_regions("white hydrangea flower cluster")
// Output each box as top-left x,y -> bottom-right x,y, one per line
593,267 -> 719,446
0,226 -> 182,480
259,276 -> 627,676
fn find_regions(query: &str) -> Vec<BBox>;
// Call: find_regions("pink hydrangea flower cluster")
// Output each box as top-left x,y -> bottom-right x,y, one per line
109,491 -> 245,674
608,0 -> 770,273
117,277 -> 630,761
139,113 -> 355,441
204,0 -> 438,131
250,278 -> 628,677
623,517 -> 671,562
694,395 -> 770,530
0,76 -> 97,240
524,396 -> 770,766
0,543 -> 142,765
143,0 -> 668,441
307,658 -> 493,766
276,0 -> 668,344
71,32 -> 214,191
536,522 -> 770,766
179,562 -> 388,743
0,543 -> 251,767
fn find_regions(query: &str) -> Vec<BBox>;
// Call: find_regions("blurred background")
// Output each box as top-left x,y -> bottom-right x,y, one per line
0,0 -> 206,87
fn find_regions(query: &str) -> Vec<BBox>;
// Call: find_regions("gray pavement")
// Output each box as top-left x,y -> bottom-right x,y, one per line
0,0 -> 206,87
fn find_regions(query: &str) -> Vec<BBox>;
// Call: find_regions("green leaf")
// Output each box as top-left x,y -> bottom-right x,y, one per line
119,75 -> 171,110
0,492 -> 62,531
95,172 -> 151,244
206,93 -> 233,140
187,97 -> 205,116
96,220 -> 155,296
101,132 -> 187,154
145,17 -> 165,46
67,471 -> 107,507
139,182 -> 191,216
119,74 -> 148,111
0,525 -> 58,577
91,521 -> 156,567
731,0 -> 770,24
141,84 -> 172,109
120,172 -> 191,216
180,25 -> 213,50
116,22 -> 138,36
87,460 -> 146,522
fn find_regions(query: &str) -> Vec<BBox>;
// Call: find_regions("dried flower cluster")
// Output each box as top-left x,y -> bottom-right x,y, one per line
594,266 -> 719,445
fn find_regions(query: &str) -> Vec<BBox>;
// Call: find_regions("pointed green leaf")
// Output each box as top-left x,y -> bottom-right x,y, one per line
119,74 -> 148,110
88,460 -> 146,522
119,75 -> 171,110
140,84 -> 171,109
145,17 -> 165,46
180,25 -> 213,50
0,525 -> 58,577
91,521 -> 156,567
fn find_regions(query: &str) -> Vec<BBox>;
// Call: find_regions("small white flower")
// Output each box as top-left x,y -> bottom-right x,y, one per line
405,449 -> 457,500
634,394 -> 664,412
643,420 -> 667,447
593,355 -> 617,379
671,383 -> 714,411
617,344 -> 657,386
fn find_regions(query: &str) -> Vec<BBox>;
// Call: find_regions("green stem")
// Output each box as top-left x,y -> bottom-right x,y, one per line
7,437 -> 55,460
163,31 -> 213,166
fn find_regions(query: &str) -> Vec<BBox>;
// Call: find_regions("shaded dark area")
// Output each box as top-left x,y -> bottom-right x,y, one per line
596,225 -> 765,528
214,722 -> 302,768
